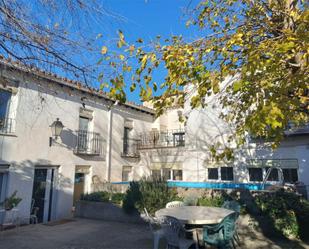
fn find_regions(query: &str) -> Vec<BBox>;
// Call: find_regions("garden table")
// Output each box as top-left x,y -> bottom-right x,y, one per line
155,206 -> 235,248
155,206 -> 234,225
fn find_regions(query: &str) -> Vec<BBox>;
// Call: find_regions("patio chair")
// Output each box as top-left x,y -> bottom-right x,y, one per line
166,201 -> 185,209
30,199 -> 39,224
203,212 -> 238,249
164,215 -> 198,249
221,201 -> 241,244
143,208 -> 167,249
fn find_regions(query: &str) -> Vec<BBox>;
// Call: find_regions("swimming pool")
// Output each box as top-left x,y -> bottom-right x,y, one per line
112,181 -> 269,190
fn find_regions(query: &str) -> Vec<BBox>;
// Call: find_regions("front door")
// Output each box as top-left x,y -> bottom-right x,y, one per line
73,173 -> 85,205
31,168 -> 56,223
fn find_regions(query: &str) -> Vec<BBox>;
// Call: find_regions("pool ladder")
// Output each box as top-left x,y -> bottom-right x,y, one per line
262,166 -> 284,190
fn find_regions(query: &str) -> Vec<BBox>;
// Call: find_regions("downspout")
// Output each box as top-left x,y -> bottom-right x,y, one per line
106,101 -> 118,182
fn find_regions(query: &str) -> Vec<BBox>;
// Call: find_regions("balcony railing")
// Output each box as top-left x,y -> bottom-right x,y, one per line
0,117 -> 15,134
285,122 -> 309,136
121,138 -> 140,158
138,129 -> 185,149
74,130 -> 102,155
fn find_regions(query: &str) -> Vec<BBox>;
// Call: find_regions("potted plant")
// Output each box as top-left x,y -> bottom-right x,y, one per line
0,191 -> 22,224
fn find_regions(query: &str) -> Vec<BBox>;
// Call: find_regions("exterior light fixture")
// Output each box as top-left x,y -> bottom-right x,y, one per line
49,118 -> 64,147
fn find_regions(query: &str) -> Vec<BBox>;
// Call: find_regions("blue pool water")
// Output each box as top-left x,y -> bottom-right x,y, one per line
112,181 -> 269,190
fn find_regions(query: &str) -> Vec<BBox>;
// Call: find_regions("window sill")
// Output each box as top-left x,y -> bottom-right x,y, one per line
0,132 -> 17,137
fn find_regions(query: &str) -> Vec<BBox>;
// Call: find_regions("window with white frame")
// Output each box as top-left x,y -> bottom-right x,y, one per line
0,165 -> 9,203
205,159 -> 234,181
151,165 -> 183,181
0,89 -> 13,133
122,166 -> 132,182
247,159 -> 299,183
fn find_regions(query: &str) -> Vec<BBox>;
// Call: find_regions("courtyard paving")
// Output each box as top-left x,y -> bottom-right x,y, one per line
0,218 -> 308,249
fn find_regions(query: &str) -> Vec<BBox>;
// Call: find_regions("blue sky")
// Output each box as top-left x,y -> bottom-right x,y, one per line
95,0 -> 201,103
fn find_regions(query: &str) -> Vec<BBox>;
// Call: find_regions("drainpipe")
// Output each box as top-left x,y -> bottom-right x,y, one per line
106,101 -> 118,182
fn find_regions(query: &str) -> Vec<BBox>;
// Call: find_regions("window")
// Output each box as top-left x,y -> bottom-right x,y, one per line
0,89 -> 12,133
0,90 -> 11,119
208,168 -> 218,180
0,171 -> 8,203
265,167 -> 279,181
162,168 -> 171,180
172,170 -> 183,181
123,127 -> 130,154
173,132 -> 185,146
151,170 -> 161,180
221,167 -> 234,181
248,168 -> 263,182
122,166 -> 132,182
283,168 -> 298,183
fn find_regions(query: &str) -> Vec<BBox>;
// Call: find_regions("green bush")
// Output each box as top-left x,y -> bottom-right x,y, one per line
197,195 -> 224,207
81,191 -> 110,202
122,179 -> 178,215
123,181 -> 141,214
111,192 -> 125,205
255,190 -> 309,240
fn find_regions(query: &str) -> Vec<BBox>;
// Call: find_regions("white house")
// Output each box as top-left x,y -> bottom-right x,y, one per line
0,58 -> 308,223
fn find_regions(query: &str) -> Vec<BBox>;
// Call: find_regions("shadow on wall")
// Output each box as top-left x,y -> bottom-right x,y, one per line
3,159 -> 74,223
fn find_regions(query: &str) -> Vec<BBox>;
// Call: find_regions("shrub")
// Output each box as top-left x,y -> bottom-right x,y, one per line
111,192 -> 125,206
0,191 -> 22,210
255,190 -> 309,240
197,195 -> 224,207
81,191 -> 110,202
123,181 -> 141,214
122,178 -> 178,215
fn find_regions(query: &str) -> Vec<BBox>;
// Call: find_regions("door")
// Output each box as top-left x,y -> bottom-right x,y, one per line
31,168 -> 56,223
73,173 -> 85,205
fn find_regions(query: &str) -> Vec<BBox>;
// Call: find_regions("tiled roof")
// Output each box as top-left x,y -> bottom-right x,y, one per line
0,55 -> 155,115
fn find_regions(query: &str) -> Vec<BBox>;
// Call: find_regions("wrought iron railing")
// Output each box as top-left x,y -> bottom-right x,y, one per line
0,117 -> 15,134
285,122 -> 309,135
75,130 -> 102,155
121,138 -> 140,158
138,129 -> 185,149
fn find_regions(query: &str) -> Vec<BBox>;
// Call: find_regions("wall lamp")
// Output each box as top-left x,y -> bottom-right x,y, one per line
49,118 -> 64,147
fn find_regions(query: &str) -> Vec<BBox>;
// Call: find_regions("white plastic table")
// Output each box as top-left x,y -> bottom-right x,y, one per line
155,206 -> 234,225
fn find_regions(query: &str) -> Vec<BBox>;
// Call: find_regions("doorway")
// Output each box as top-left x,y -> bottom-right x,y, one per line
73,173 -> 85,205
31,168 -> 57,223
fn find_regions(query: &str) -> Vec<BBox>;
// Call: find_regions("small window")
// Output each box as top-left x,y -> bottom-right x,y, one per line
283,168 -> 298,183
208,168 -> 218,180
172,170 -> 183,181
123,127 -> 130,154
151,170 -> 161,180
122,166 -> 132,182
0,172 -> 8,203
0,90 -> 11,119
221,167 -> 233,181
162,168 -> 171,180
248,168 -> 263,182
265,167 -> 279,181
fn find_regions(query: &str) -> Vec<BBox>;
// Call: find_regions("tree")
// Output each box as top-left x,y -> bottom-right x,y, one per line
0,0 -> 119,83
102,0 -> 309,158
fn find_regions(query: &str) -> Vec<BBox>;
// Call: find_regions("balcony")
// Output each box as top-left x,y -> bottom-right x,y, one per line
285,122 -> 309,136
74,130 -> 103,155
121,138 -> 140,158
138,129 -> 185,150
0,117 -> 15,134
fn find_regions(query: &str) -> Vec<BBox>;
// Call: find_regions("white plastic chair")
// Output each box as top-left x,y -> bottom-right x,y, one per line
165,201 -> 185,209
164,215 -> 198,249
143,208 -> 167,249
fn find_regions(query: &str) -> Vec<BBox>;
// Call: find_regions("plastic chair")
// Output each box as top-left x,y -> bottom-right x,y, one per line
166,201 -> 185,209
203,212 -> 238,249
30,199 -> 39,224
222,201 -> 241,244
143,208 -> 167,249
164,215 -> 198,249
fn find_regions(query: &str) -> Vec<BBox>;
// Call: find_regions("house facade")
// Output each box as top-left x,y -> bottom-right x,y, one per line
0,58 -> 308,223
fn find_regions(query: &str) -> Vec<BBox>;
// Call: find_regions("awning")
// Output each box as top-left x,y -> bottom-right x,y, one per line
79,108 -> 93,120
76,165 -> 91,174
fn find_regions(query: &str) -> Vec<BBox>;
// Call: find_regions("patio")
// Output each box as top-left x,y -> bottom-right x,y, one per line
0,218 -> 308,249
